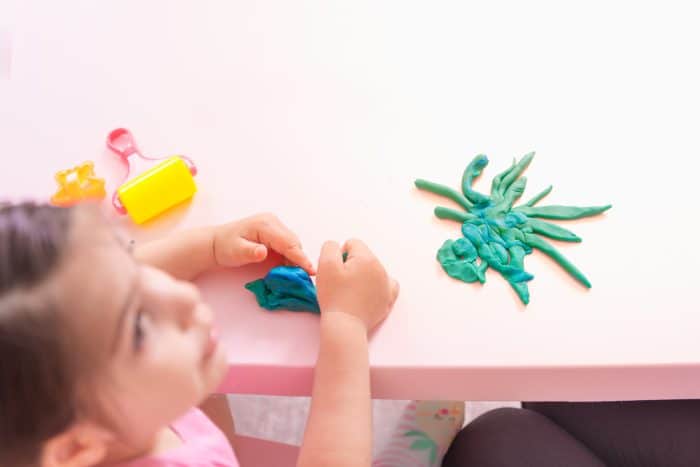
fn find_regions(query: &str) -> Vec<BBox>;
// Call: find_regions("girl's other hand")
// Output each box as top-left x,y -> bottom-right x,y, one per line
316,239 -> 399,333
213,213 -> 315,274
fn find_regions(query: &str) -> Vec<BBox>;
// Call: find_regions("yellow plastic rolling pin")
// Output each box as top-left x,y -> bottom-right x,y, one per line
107,128 -> 197,224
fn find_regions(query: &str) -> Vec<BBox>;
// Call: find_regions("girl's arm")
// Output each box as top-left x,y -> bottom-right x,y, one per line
297,240 -> 399,467
134,213 -> 314,280
299,312 -> 372,467
134,226 -> 217,281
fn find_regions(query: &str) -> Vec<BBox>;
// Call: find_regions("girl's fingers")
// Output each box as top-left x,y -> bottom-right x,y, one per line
256,222 -> 315,274
229,237 -> 267,266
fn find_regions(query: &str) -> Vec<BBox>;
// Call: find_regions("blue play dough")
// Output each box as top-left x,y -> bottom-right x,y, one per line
245,266 -> 320,314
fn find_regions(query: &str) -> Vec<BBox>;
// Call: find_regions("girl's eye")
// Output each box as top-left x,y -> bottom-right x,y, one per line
133,310 -> 146,351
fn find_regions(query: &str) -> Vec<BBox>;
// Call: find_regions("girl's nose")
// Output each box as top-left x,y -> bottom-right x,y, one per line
171,282 -> 201,330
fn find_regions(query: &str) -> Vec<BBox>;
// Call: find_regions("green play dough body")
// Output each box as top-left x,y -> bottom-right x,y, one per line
416,153 -> 611,304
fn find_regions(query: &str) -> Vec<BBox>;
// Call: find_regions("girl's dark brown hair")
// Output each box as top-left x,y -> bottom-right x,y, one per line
0,202 -> 76,466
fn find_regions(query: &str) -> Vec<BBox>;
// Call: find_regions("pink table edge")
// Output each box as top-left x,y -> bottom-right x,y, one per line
217,363 -> 700,402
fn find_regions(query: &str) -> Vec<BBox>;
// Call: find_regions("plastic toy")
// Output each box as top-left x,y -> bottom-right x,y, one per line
107,128 -> 197,224
50,161 -> 106,207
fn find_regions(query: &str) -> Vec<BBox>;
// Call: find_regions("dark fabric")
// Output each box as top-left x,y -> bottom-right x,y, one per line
443,401 -> 700,467
443,407 -> 605,467
525,401 -> 700,467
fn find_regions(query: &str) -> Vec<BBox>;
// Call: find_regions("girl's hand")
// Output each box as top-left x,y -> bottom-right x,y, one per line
213,213 -> 315,274
316,239 -> 399,332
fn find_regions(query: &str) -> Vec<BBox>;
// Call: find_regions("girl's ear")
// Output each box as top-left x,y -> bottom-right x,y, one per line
40,421 -> 113,467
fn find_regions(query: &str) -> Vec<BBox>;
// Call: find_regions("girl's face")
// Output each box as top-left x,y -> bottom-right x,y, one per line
59,210 -> 228,449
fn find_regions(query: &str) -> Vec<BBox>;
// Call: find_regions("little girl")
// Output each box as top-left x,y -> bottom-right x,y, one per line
0,202 -> 399,467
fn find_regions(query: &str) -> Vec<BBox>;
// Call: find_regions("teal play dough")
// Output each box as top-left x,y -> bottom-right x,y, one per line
246,253 -> 349,314
245,266 -> 320,313
415,153 -> 611,304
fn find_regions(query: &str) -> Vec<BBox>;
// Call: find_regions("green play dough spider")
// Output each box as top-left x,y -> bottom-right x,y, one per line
415,152 -> 611,304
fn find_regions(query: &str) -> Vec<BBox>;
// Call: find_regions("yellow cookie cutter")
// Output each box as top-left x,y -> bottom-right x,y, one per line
50,161 -> 106,207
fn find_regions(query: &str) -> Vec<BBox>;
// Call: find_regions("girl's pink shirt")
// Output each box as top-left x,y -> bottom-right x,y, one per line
118,408 -> 239,467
